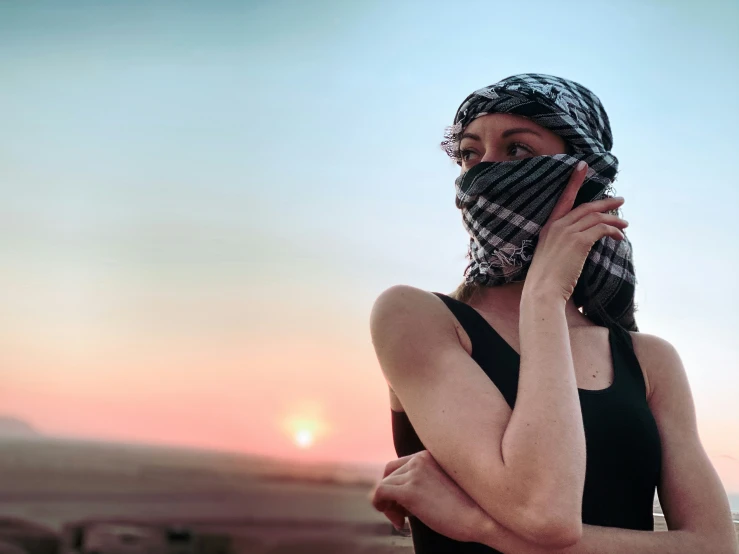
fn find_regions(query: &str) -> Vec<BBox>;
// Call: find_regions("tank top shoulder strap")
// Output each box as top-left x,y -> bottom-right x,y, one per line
432,292 -> 520,407
431,292 -> 518,359
608,324 -> 648,397
432,292 -> 490,355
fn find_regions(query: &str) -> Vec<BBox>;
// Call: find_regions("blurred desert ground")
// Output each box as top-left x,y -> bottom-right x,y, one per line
0,421 -> 412,554
0,419 -> 736,554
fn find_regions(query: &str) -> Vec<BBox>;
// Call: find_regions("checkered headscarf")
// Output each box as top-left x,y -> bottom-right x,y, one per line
446,74 -> 638,331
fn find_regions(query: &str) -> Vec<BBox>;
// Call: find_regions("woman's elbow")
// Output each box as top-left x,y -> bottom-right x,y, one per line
524,511 -> 583,549
506,486 -> 582,548
478,484 -> 583,548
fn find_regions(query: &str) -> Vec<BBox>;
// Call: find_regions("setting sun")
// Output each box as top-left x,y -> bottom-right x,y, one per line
294,429 -> 314,449
282,401 -> 330,451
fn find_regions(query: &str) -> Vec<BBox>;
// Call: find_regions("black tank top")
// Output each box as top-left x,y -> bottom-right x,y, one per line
391,293 -> 662,553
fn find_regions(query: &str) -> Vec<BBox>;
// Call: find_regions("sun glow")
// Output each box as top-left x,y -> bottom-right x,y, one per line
294,428 -> 314,448
282,402 -> 329,451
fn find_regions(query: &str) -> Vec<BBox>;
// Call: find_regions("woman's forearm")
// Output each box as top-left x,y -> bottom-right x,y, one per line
499,287 -> 586,521
477,518 -> 734,554
569,525 -> 733,554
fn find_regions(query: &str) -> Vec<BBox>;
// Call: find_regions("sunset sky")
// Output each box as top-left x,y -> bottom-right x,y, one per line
2,0 -> 739,493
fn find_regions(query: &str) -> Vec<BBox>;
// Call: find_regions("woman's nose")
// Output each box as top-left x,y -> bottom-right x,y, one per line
480,150 -> 505,163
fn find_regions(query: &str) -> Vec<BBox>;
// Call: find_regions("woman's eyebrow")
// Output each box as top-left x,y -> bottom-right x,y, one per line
460,128 -> 543,142
501,128 -> 542,138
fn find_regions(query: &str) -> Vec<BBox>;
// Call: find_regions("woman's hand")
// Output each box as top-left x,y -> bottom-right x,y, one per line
525,161 -> 629,302
370,452 -> 578,553
369,450 -> 491,544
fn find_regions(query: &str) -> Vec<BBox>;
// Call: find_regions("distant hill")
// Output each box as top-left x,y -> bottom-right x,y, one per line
0,416 -> 40,439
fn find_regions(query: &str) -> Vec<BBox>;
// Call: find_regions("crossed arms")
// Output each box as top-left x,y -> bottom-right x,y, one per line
370,285 -> 738,553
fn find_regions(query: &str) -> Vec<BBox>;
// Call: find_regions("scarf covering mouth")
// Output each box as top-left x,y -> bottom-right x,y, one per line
446,74 -> 638,331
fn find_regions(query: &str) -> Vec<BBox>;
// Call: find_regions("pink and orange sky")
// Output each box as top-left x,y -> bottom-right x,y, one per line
2,0 -> 739,495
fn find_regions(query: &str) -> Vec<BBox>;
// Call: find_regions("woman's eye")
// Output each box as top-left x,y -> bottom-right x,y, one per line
508,143 -> 534,158
461,149 -> 477,161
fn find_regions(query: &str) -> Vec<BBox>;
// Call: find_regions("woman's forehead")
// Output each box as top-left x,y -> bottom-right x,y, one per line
464,113 -> 546,134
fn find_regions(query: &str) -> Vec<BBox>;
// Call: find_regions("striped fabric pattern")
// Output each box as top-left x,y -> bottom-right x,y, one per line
447,74 -> 638,331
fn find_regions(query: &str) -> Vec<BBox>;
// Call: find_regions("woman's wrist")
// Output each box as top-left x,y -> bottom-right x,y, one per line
521,280 -> 568,309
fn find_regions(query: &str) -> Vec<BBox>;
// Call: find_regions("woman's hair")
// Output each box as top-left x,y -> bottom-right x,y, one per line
449,274 -> 639,331
450,278 -> 587,308
450,275 -> 636,333
450,281 -> 478,304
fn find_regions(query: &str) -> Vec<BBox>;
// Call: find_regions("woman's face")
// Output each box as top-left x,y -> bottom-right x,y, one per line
458,113 -> 567,172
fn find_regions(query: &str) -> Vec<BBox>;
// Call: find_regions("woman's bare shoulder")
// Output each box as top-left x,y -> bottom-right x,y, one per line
373,283 -> 437,307
370,285 -> 471,353
628,331 -> 684,401
373,287 -> 476,415
370,285 -> 450,333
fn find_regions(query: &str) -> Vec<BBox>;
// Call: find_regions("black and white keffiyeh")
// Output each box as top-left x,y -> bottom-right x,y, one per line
445,74 -> 638,331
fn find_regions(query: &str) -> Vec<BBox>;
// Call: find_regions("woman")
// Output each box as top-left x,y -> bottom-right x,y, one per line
369,74 -> 737,553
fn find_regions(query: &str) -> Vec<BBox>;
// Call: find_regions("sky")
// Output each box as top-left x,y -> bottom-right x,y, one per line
2,0 -> 739,491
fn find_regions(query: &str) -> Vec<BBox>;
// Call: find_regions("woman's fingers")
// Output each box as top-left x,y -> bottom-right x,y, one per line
372,451 -> 442,530
373,482 -> 410,511
577,222 -> 625,244
374,501 -> 406,529
382,454 -> 416,477
371,472 -> 410,510
571,212 -> 628,234
372,482 -> 411,529
558,196 -> 625,227
548,161 -> 588,222
371,454 -> 419,529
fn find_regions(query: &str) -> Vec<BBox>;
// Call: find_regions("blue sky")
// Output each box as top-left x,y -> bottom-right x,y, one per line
2,0 -> 739,478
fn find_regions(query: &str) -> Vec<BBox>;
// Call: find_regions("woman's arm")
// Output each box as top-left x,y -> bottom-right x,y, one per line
370,283 -> 585,548
513,285 -> 586,526
371,171 -> 632,548
481,333 -> 737,552
476,516 -> 737,554
373,333 -> 738,553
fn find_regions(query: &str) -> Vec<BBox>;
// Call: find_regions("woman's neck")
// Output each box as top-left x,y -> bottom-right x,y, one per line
466,281 -> 594,329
